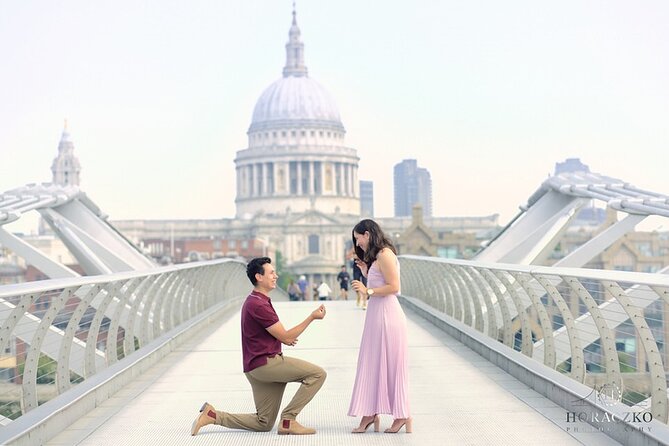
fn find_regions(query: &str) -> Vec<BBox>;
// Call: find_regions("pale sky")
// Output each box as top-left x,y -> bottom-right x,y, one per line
1,1 -> 668,234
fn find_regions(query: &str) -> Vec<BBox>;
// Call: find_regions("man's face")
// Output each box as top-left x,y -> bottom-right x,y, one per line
256,263 -> 278,290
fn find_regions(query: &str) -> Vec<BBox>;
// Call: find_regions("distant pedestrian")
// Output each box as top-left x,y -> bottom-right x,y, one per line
337,265 -> 350,300
297,275 -> 308,301
316,281 -> 332,301
287,280 -> 301,302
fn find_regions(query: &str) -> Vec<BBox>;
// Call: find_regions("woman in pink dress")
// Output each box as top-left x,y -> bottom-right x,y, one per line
348,219 -> 411,434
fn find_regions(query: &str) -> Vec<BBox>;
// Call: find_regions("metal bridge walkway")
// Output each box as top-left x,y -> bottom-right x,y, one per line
46,300 -> 617,446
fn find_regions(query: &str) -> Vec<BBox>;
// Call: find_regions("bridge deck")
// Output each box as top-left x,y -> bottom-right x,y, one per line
46,300 -> 617,446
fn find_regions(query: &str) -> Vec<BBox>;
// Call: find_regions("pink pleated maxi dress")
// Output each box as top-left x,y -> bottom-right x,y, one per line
348,260 -> 410,419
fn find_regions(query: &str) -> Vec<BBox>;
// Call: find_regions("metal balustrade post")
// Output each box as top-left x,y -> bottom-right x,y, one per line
603,280 -> 668,423
182,273 -> 197,321
514,272 -> 556,368
85,282 -> 119,376
494,271 -> 533,356
456,266 -> 486,333
535,275 -> 585,382
122,275 -> 155,357
466,266 -> 499,338
142,273 -> 178,344
202,265 -> 220,310
152,271 -> 183,339
107,278 -> 142,363
153,271 -> 181,337
22,287 -> 77,412
423,262 -> 443,312
57,284 -> 101,394
564,277 -> 623,395
165,271 -> 189,331
134,273 -> 168,347
192,267 -> 211,315
444,265 -> 464,321
399,258 -> 420,300
480,269 -> 514,347
0,293 -> 39,355
436,264 -> 455,316
104,279 -> 134,365
176,267 -> 201,322
213,265 -> 228,302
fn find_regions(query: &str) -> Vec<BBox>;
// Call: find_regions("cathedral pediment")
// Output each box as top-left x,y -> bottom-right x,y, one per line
285,209 -> 343,226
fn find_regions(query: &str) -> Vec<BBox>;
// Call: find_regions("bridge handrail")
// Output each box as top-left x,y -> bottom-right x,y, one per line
0,258 -> 252,427
401,255 -> 669,285
399,255 -> 669,424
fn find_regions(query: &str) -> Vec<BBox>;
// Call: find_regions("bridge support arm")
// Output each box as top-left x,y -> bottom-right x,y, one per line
0,227 -> 79,279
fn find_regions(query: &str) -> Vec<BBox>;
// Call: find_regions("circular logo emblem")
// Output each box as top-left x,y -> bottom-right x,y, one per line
598,382 -> 623,407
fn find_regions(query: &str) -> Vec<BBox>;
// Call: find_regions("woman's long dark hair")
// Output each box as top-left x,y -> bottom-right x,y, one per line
352,219 -> 397,269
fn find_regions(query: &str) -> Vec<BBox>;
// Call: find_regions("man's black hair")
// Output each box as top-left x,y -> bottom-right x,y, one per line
247,257 -> 272,286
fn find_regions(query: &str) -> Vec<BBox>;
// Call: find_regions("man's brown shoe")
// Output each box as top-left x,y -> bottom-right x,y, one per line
191,402 -> 217,435
277,419 -> 316,435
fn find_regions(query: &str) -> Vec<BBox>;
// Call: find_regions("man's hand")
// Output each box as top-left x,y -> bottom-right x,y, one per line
283,339 -> 298,346
311,304 -> 326,320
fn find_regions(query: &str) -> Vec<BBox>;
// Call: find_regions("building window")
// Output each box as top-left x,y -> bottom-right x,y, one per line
308,235 -> 319,254
291,131 -> 296,137
637,242 -> 653,257
301,130 -> 306,136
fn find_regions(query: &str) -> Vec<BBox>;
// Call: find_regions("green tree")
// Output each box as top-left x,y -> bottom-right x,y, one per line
274,250 -> 295,290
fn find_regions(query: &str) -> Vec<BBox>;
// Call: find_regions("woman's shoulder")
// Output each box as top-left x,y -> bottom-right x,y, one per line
376,247 -> 397,261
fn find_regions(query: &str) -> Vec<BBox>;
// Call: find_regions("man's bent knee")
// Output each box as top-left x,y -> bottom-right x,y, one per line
315,367 -> 327,382
256,417 -> 275,432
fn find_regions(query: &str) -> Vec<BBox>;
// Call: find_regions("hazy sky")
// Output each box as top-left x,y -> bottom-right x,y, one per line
1,1 -> 668,233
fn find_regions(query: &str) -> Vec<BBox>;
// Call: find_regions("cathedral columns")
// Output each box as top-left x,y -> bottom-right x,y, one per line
352,165 -> 358,197
297,161 -> 303,194
344,164 -> 350,196
308,162 -> 315,195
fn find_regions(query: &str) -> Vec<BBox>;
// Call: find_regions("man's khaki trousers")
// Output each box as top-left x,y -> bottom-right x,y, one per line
215,354 -> 326,431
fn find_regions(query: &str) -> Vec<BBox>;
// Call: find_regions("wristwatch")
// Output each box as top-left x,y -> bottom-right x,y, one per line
367,288 -> 374,297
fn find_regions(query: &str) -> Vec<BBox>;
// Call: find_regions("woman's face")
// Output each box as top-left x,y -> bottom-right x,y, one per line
354,231 -> 370,252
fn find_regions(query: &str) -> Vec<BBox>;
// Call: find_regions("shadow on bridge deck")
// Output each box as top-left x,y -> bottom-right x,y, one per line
46,300 -> 618,446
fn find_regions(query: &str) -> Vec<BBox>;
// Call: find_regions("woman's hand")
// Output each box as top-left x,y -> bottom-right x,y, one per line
354,258 -> 368,276
351,279 -> 367,294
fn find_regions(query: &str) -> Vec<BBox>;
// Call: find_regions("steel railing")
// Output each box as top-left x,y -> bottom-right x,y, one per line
400,255 -> 669,423
0,258 -> 251,423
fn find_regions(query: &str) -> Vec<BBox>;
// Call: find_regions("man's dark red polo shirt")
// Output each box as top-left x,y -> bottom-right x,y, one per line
241,290 -> 281,372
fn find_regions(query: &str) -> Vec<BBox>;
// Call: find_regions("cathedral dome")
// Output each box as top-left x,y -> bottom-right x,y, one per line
249,76 -> 344,132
